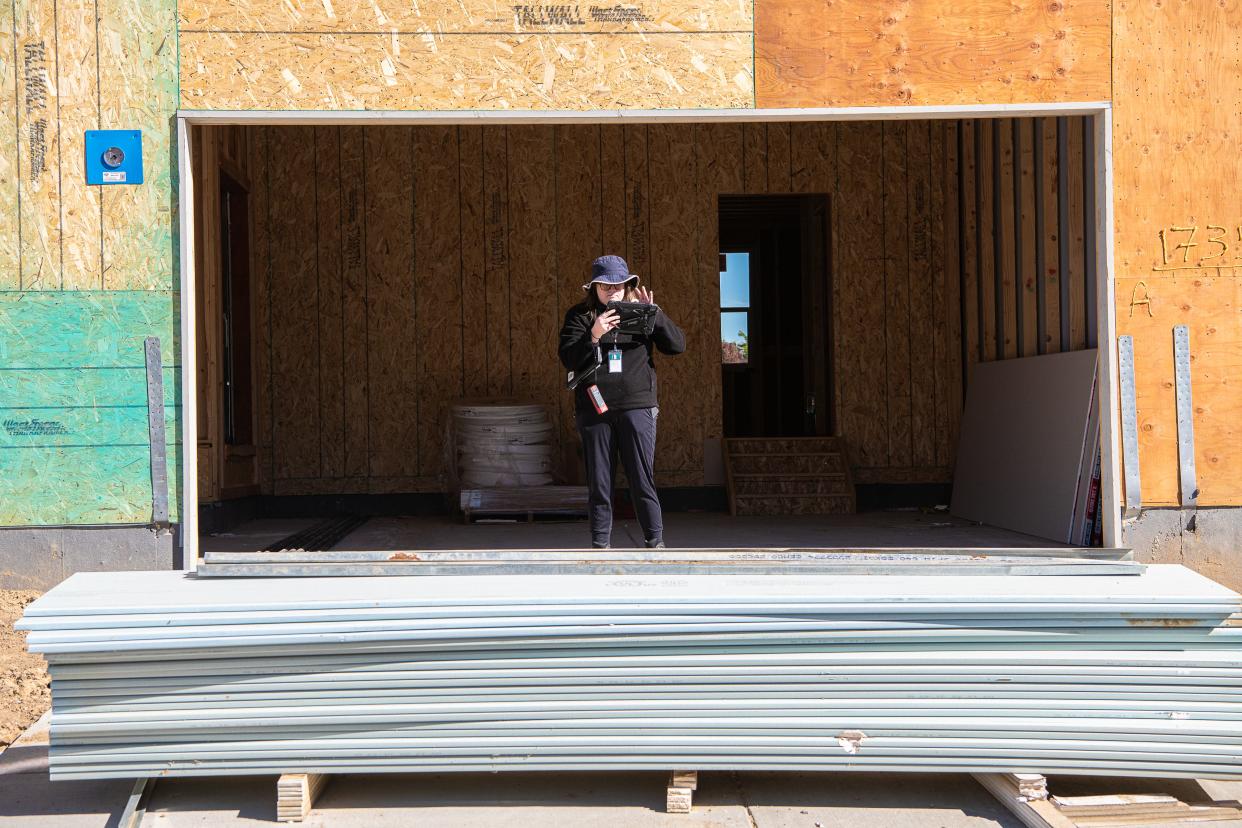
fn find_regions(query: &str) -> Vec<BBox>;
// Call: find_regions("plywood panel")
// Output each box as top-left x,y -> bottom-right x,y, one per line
249,127 -> 275,493
315,126 -> 345,480
997,120 -> 1017,360
1114,0 -> 1242,506
458,126 -> 489,399
1117,278 -> 1241,507
15,0 -> 59,290
413,126 -> 464,481
1041,117 -> 1061,354
505,126 -> 557,420
193,127 -> 220,501
907,121 -> 935,469
622,125 -> 651,288
364,126 -> 418,479
0,0 -> 18,291
268,126 -> 321,481
837,121 -> 887,467
977,120 -> 997,363
648,123 -> 699,478
936,121 -> 962,469
56,0 -> 102,290
180,32 -> 754,112
960,120 -> 980,380
766,122 -> 792,194
482,127 -> 511,398
554,124 -> 601,465
339,126 -> 369,479
99,0 -> 178,290
694,123 -> 744,447
743,124 -> 766,195
1017,118 -> 1038,358
599,126 -> 626,256
756,0 -> 1110,108
882,121 -> 911,468
179,0 -> 752,34
1066,117 -> 1087,351
791,121 -> 836,439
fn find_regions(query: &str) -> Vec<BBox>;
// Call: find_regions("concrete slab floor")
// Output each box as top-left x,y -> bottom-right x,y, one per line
202,511 -> 1065,557
6,728 -> 1242,828
52,771 -> 1030,828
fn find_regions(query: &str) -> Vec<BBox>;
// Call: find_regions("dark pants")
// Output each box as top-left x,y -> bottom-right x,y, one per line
577,407 -> 663,547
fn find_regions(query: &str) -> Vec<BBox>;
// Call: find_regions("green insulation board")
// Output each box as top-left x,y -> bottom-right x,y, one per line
0,291 -> 182,525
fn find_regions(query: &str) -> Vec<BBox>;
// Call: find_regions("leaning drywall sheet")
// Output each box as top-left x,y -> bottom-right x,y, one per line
951,349 -> 1098,542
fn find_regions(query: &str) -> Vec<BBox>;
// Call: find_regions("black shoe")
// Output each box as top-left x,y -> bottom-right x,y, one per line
592,542 -> 610,549
645,540 -> 665,549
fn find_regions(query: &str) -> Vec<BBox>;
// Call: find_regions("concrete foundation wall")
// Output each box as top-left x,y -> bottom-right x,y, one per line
1124,507 -> 1242,594
3,510 -> 1239,594
0,526 -> 179,591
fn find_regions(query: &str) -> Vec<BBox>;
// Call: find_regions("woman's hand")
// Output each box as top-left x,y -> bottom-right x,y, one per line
635,286 -> 655,305
591,309 -> 620,342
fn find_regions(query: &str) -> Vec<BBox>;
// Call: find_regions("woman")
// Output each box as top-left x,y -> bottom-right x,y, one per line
558,255 -> 686,549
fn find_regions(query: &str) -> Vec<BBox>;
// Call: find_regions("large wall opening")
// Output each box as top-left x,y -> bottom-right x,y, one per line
185,114 -> 1111,561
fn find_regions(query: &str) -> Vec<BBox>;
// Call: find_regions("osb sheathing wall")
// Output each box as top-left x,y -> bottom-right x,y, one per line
1112,0 -> 1242,508
0,0 -> 181,525
202,119 -> 1091,500
178,0 -> 754,111
176,0 -> 1108,111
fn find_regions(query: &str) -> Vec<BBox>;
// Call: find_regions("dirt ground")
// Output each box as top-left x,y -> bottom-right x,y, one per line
0,589 -> 49,748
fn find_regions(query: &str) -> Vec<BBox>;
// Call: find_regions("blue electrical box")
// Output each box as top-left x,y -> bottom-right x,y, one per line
84,130 -> 143,185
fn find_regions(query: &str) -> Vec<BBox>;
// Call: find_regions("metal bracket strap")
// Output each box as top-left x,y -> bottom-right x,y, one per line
145,337 -> 170,527
1172,325 -> 1198,508
1117,336 -> 1142,519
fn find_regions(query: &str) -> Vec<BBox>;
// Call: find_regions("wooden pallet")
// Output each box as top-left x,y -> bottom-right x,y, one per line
460,486 -> 589,524
723,437 -> 857,516
976,773 -> 1242,827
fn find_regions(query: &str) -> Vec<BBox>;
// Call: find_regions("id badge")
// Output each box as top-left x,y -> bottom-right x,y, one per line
608,347 -> 623,374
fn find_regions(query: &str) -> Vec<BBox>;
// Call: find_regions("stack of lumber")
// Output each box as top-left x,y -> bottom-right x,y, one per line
723,437 -> 856,516
20,565 -> 1242,781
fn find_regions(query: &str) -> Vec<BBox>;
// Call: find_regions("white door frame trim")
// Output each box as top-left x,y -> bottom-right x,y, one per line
176,101 -> 1119,569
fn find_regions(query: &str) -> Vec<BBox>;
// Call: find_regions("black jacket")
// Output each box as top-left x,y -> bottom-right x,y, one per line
558,301 -> 686,416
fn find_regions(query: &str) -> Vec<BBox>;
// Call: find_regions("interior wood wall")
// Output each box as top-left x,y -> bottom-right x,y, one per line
954,117 -> 1097,370
194,118 -> 1092,502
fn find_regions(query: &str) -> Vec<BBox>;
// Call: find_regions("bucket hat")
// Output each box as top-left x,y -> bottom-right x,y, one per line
582,254 -> 640,291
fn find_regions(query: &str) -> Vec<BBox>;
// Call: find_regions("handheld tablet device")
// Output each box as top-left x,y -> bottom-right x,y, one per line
605,301 -> 660,336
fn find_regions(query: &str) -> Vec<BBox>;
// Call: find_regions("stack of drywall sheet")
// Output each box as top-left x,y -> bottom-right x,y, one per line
20,566 -> 1242,781
452,403 -> 554,488
952,350 -> 1100,543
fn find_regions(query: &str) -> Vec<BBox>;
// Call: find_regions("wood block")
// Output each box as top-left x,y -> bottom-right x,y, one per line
277,773 -> 329,822
667,786 -> 694,814
973,773 -> 1076,828
671,770 -> 699,790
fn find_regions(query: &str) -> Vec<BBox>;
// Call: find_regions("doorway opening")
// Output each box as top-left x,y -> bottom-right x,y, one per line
719,195 -> 831,439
